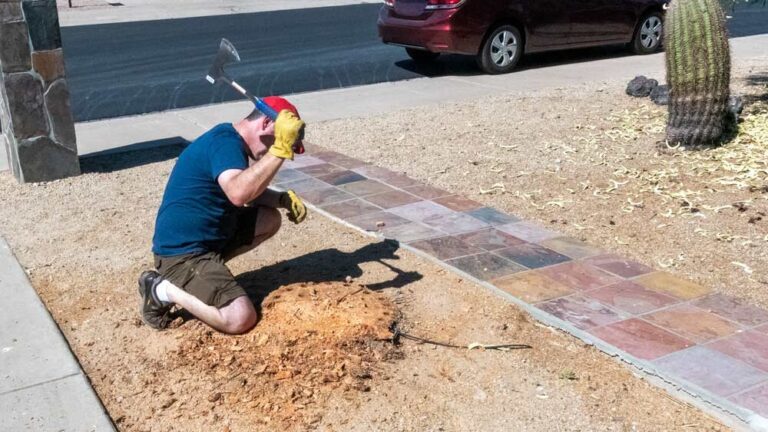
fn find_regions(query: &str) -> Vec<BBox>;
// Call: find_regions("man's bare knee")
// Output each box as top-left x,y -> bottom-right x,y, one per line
220,297 -> 258,334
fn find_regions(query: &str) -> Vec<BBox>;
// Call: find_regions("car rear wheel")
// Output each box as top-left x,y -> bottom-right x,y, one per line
477,25 -> 523,74
632,12 -> 664,54
406,48 -> 440,63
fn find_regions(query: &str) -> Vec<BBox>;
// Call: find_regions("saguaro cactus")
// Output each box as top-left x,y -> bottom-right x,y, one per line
665,0 -> 731,146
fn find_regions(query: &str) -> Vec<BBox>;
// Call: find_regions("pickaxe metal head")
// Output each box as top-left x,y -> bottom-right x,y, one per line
206,38 -> 240,84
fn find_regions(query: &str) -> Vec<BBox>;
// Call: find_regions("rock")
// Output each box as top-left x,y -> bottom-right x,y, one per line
0,21 -> 32,73
5,72 -> 47,139
649,85 -> 669,105
0,2 -> 24,23
626,76 -> 658,97
16,135 -> 80,182
728,95 -> 744,123
22,0 -> 62,51
32,49 -> 65,85
44,78 -> 77,152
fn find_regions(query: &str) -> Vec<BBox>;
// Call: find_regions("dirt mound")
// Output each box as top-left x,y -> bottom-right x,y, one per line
172,281 -> 399,430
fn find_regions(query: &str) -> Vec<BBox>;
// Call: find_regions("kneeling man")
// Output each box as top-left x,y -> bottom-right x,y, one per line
139,96 -> 307,334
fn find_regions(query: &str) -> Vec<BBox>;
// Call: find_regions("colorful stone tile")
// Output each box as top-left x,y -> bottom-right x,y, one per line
654,346 -> 768,397
492,271 -> 573,303
730,382 -> 768,417
380,173 -> 421,188
584,254 -> 653,278
433,195 -> 483,212
320,199 -> 381,220
300,187 -> 355,207
708,331 -> 768,373
409,236 -> 483,260
283,155 -> 325,169
279,177 -> 331,194
536,295 -> 627,330
421,212 -> 490,235
273,168 -> 310,184
346,211 -> 411,232
402,184 -> 452,200
311,150 -> 366,168
297,162 -> 345,177
634,272 -> 712,300
455,228 -> 525,251
380,222 -> 442,243
317,170 -> 367,186
465,207 -> 521,226
495,243 -> 571,269
693,293 -> 768,327
583,281 -> 679,315
445,252 -> 526,281
643,304 -> 741,344
590,319 -> 693,360
389,201 -> 454,222
497,221 -> 560,243
338,179 -> 395,197
539,262 -> 621,291
352,165 -> 421,188
364,190 -> 422,209
351,164 -> 398,180
538,237 -> 603,259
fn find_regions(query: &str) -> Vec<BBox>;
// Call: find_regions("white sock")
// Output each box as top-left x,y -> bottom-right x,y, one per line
155,280 -> 175,305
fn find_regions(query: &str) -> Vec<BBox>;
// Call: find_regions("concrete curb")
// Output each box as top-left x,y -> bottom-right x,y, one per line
0,237 -> 115,432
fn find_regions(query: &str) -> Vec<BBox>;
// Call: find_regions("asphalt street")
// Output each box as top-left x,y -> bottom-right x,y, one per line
61,3 -> 768,122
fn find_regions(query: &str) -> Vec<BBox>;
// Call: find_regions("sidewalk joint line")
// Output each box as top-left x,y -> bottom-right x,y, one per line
0,372 -> 82,397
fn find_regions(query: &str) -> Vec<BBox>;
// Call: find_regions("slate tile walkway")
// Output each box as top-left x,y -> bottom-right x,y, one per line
277,150 -> 768,426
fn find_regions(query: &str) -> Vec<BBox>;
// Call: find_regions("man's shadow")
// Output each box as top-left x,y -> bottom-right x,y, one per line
235,239 -> 422,310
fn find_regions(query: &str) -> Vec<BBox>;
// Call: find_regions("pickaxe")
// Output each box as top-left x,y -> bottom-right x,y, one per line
206,38 -> 304,153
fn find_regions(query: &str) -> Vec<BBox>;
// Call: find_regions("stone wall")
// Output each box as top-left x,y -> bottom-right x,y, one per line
0,0 -> 79,182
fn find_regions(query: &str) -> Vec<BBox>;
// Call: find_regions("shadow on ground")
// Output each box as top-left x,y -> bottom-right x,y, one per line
80,137 -> 188,173
744,72 -> 768,106
236,239 -> 421,308
395,44 -> 634,78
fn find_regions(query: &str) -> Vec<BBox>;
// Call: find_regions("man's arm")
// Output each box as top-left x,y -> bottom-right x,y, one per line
218,154 -> 283,207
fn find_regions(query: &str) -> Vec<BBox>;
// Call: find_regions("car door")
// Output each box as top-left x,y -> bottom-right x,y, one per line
524,0 -> 575,50
567,0 -> 637,45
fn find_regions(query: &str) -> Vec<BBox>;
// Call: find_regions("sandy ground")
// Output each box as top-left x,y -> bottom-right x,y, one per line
0,143 -> 726,429
310,66 -> 768,310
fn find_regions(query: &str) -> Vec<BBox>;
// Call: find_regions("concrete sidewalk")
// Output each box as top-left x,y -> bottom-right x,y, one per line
0,238 -> 115,432
74,33 -> 768,157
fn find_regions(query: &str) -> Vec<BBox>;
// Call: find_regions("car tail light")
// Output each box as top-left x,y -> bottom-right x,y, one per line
425,0 -> 466,10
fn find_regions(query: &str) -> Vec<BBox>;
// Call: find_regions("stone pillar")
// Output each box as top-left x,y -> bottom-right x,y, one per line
0,0 -> 79,183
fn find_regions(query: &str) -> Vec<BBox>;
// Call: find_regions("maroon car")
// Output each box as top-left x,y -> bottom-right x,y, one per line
378,0 -> 666,73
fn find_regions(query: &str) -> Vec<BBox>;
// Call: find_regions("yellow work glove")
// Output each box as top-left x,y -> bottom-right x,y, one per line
279,190 -> 307,224
269,110 -> 305,160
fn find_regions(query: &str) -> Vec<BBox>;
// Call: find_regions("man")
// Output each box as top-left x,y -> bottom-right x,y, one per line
138,96 -> 307,334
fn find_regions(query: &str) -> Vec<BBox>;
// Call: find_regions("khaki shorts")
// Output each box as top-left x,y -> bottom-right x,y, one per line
153,207 -> 260,308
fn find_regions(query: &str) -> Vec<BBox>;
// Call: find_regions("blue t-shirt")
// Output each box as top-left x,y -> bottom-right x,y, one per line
152,123 -> 249,256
